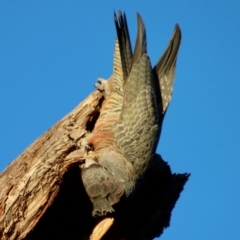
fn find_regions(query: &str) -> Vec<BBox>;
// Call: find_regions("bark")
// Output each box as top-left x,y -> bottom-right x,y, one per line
0,90 -> 189,240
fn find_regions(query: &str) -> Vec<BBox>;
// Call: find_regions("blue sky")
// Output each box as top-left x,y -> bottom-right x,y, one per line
0,1 -> 239,239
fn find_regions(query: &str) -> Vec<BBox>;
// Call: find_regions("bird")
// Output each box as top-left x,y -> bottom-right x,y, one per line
80,11 -> 181,217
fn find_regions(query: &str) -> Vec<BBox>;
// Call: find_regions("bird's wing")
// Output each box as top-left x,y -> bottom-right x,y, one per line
113,13 -> 159,177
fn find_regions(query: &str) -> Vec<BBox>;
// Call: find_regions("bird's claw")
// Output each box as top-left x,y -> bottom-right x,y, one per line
95,78 -> 108,92
95,78 -> 111,98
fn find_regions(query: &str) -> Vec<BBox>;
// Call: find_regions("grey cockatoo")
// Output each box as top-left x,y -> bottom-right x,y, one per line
80,11 -> 181,217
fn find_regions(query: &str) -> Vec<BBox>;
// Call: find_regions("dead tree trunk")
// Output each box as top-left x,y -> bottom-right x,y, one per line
0,90 -> 189,240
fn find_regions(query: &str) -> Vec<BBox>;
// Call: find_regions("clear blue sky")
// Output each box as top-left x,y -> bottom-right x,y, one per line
1,1 -> 239,239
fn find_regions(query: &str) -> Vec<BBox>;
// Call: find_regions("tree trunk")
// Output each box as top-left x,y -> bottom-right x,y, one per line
0,90 -> 189,240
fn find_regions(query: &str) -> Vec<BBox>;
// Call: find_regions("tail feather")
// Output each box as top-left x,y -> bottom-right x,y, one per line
131,13 -> 147,67
154,24 -> 181,113
114,11 -> 133,81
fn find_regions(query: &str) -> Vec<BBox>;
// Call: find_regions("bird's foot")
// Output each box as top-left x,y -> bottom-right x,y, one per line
81,138 -> 93,153
95,78 -> 110,98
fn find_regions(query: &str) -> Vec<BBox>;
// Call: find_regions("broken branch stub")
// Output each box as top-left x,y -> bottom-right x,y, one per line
0,91 -> 103,240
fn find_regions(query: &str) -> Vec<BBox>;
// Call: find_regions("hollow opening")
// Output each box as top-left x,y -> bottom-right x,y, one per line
86,97 -> 104,132
86,110 -> 100,132
25,164 -> 100,240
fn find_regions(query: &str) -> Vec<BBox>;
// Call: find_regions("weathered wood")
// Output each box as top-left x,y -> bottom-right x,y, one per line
0,90 -> 103,239
90,218 -> 114,240
0,89 -> 189,240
